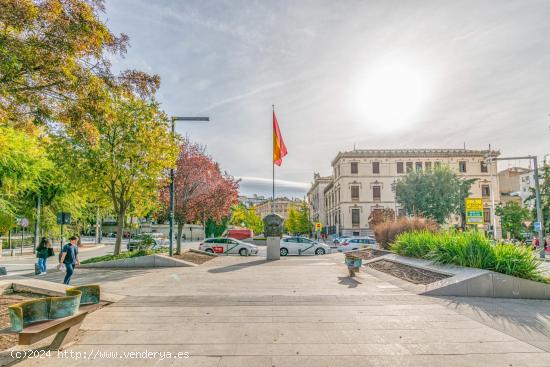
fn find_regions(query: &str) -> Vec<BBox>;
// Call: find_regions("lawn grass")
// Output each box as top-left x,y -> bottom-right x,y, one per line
391,230 -> 548,283
81,248 -> 167,264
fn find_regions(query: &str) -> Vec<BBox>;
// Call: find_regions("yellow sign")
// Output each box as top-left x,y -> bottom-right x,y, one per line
465,198 -> 484,224
315,223 -> 322,231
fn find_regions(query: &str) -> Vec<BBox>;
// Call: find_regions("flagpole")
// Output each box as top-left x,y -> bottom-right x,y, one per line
272,104 -> 275,214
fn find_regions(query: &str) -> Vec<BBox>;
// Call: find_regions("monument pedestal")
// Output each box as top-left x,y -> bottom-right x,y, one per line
266,237 -> 280,260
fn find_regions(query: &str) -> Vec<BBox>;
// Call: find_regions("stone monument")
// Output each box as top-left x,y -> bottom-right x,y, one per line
263,213 -> 283,260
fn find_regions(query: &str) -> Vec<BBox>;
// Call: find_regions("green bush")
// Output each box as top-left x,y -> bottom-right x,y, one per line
429,231 -> 495,269
492,244 -> 542,281
81,248 -> 167,264
391,230 -> 548,283
391,230 -> 438,258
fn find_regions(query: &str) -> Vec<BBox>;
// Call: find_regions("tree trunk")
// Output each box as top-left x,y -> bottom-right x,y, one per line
95,206 -> 100,244
176,221 -> 184,255
114,210 -> 125,255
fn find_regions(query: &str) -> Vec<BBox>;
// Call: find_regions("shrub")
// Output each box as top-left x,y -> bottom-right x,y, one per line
391,230 -> 438,258
81,248 -> 167,264
493,243 -> 542,281
390,230 -> 548,283
428,231 -> 495,269
374,217 -> 438,249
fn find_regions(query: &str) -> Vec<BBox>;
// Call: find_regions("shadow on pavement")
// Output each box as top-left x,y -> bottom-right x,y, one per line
337,276 -> 362,288
435,296 -> 550,352
208,259 -> 269,273
23,268 -> 151,286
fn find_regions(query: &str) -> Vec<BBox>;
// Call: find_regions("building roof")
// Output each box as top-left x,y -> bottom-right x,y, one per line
331,148 -> 500,166
307,173 -> 333,195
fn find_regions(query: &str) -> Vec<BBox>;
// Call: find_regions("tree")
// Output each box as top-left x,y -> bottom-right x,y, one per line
0,126 -> 51,232
525,164 -> 550,229
159,141 -> 238,253
229,204 -> 264,235
368,208 -> 395,228
395,167 -> 476,224
63,92 -> 177,254
205,217 -> 230,238
0,0 -> 159,132
496,202 -> 531,239
284,202 -> 311,235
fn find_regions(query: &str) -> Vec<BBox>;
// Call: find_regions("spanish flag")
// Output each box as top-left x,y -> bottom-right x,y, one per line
273,111 -> 287,166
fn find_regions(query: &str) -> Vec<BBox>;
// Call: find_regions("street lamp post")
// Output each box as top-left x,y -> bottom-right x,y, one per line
168,116 -> 210,257
489,154 -> 545,259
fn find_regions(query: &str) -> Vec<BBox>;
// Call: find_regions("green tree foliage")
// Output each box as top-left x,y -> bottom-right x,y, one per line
395,167 -> 476,225
205,217 -> 230,238
525,164 -> 550,230
284,202 -> 311,235
61,92 -> 177,254
0,0 -> 159,131
0,126 -> 52,232
496,202 -> 531,239
230,204 -> 264,235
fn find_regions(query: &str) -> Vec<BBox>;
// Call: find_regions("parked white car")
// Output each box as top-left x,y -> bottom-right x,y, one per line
337,237 -> 378,252
199,237 -> 258,256
279,237 -> 331,256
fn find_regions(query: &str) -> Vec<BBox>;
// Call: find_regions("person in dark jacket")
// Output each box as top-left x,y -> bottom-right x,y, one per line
59,236 -> 80,285
36,237 -> 52,275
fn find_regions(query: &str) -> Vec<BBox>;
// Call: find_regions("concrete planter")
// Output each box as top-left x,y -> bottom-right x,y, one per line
363,253 -> 550,300
80,254 -> 196,268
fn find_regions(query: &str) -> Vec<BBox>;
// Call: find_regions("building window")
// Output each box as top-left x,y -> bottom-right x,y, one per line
372,162 -> 380,174
397,208 -> 406,217
483,208 -> 491,224
373,186 -> 381,201
459,161 -> 467,173
353,231 -> 360,236
482,185 -> 491,197
406,162 -> 413,173
351,162 -> 358,174
480,161 -> 488,173
351,186 -> 359,201
352,208 -> 360,227
434,161 -> 441,169
425,162 -> 432,171
397,162 -> 404,174
415,162 -> 422,172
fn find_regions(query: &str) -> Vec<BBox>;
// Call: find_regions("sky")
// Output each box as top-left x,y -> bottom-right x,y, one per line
104,0 -> 550,198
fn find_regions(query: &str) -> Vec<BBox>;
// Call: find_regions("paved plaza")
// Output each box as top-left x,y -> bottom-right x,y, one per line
9,253 -> 550,366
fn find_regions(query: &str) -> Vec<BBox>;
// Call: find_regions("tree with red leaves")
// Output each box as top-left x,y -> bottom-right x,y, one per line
160,141 -> 238,254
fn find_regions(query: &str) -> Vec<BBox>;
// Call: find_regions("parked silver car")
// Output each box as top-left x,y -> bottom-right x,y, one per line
337,237 -> 378,252
199,237 -> 258,256
279,237 -> 331,256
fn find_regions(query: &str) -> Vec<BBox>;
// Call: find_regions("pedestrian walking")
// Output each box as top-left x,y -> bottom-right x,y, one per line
36,237 -> 52,275
59,236 -> 80,285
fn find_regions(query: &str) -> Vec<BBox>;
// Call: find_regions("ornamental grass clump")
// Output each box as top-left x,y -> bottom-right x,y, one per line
390,230 -> 438,258
428,231 -> 495,269
492,243 -> 542,281
390,230 -> 547,283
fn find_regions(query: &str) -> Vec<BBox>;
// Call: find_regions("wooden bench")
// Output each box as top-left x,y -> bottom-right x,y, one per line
3,285 -> 102,350
14,303 -> 102,349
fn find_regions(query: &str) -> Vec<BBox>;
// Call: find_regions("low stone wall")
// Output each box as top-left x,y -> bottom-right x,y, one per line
363,253 -> 550,300
80,254 -> 195,268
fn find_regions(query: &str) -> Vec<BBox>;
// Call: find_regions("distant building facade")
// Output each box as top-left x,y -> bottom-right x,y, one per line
307,173 -> 332,228
238,194 -> 266,208
255,197 -> 303,220
314,148 -> 501,238
497,167 -> 530,205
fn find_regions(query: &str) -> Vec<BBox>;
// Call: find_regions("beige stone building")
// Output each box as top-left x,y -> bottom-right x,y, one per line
311,148 -> 501,238
255,197 -> 304,221
497,167 -> 530,205
306,173 -> 332,228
